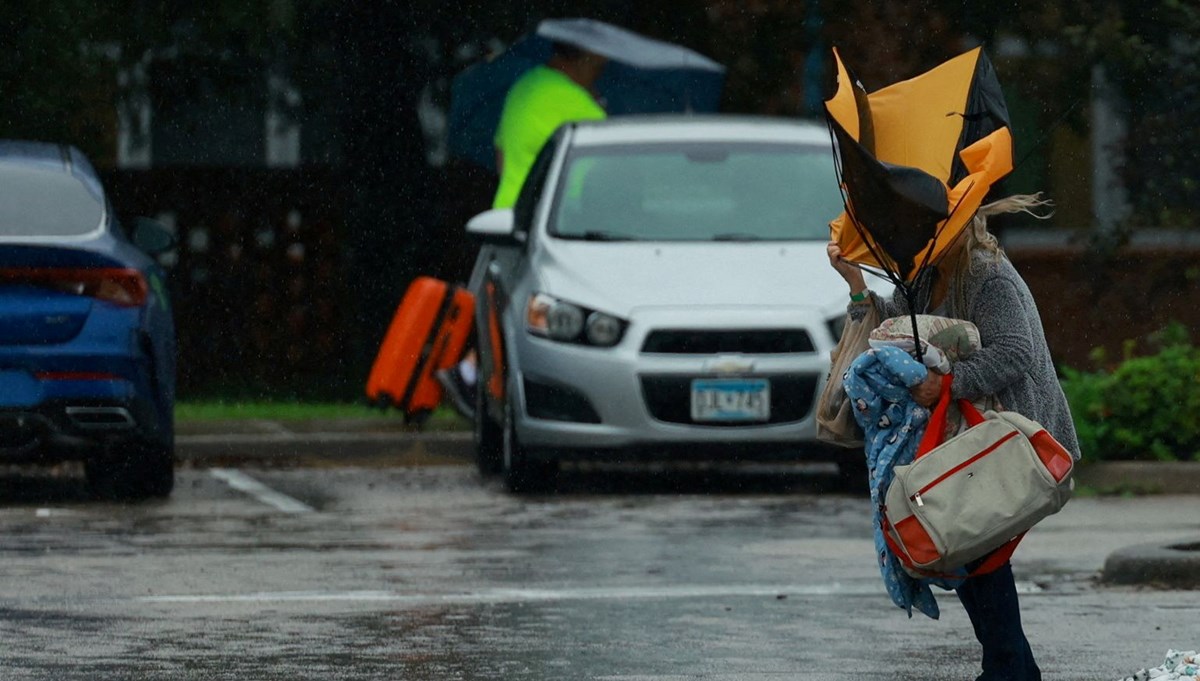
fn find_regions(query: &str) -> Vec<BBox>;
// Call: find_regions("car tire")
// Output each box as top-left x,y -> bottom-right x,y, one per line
502,399 -> 557,494
87,440 -> 175,501
475,381 -> 504,476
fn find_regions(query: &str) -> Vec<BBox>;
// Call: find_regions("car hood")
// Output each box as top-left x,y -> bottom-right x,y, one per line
533,239 -> 858,315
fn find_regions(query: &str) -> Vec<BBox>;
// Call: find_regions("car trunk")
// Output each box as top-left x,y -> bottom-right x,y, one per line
0,244 -> 126,345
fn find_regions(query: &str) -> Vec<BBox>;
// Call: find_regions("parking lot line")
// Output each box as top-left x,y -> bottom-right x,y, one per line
138,581 -> 1041,606
208,468 -> 315,514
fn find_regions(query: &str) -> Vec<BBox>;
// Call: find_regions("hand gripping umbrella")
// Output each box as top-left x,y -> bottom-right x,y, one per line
449,18 -> 726,170
824,46 -> 1014,362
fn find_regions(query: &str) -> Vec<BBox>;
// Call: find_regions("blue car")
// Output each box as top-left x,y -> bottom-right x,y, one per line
0,141 -> 177,499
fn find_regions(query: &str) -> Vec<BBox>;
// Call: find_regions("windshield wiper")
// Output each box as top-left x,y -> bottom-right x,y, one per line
711,233 -> 762,241
562,231 -> 636,242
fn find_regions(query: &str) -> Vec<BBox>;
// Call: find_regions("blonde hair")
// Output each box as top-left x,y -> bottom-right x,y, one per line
944,193 -> 1053,314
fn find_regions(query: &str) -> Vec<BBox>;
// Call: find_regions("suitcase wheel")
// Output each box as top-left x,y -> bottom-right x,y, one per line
404,409 -> 432,428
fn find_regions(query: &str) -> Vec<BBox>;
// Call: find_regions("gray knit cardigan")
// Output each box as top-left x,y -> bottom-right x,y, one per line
851,250 -> 1082,460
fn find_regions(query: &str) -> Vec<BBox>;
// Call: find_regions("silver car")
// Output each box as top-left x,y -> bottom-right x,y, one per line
467,116 -> 881,492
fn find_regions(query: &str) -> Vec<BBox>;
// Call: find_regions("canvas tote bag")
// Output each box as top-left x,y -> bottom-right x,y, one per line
816,302 -> 880,448
883,374 -> 1074,578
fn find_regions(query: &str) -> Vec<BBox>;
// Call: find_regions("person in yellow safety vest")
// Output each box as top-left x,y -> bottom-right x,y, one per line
492,42 -> 608,209
437,44 -> 609,421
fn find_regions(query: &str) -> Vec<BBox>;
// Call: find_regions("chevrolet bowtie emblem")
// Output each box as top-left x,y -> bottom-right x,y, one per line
703,357 -> 755,374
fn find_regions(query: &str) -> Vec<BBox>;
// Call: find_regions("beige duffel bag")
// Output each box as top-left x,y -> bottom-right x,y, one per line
883,375 -> 1074,578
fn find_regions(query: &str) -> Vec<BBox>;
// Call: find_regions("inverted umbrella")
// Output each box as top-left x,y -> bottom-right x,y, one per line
825,46 -> 1014,360
449,18 -> 726,170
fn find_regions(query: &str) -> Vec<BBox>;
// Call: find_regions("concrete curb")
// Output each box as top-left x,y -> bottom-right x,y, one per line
176,431 -> 474,468
1073,461 -> 1200,495
1102,539 -> 1200,589
175,424 -> 1200,490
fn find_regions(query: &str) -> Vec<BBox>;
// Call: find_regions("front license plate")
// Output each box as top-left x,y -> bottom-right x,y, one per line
690,378 -> 770,422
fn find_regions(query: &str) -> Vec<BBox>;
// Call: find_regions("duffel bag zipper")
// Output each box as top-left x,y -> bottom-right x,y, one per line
910,430 -> 1020,504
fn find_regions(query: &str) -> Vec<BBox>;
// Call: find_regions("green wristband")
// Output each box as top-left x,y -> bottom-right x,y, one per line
850,290 -> 868,303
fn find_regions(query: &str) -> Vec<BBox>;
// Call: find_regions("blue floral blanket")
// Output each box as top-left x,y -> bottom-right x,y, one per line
843,345 -> 962,619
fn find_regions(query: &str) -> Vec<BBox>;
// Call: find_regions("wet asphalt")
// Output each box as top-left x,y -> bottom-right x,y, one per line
0,462 -> 1196,680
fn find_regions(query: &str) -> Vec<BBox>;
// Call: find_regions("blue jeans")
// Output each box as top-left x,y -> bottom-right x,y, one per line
955,562 -> 1041,681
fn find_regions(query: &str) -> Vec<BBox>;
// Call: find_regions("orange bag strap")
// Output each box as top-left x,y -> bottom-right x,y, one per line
959,397 -> 986,426
915,373 -> 991,459
915,373 -> 953,458
969,535 -> 1024,576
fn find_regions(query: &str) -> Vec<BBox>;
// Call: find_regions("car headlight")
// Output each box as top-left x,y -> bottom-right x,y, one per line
585,312 -> 622,347
547,301 -> 585,340
526,293 -> 626,346
528,293 -> 583,341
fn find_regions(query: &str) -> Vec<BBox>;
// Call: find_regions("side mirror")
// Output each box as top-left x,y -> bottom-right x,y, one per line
131,217 -> 177,255
466,208 -> 521,245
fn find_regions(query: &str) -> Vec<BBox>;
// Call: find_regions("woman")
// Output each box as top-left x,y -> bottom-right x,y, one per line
827,194 -> 1080,681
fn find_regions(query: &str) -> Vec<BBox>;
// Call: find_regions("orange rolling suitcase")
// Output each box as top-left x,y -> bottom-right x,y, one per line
366,276 -> 474,423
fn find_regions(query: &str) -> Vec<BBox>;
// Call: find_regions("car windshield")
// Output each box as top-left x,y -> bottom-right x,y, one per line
550,141 -> 843,242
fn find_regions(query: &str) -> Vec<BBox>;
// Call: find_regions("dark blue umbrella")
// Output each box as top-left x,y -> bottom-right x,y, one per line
449,18 -> 726,170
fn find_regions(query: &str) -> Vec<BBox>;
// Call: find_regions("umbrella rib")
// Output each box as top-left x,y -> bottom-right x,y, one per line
842,197 -> 904,288
916,181 -> 974,279
823,115 -> 921,362
915,179 -> 977,278
823,111 -> 916,374
844,260 -> 893,280
845,203 -> 904,288
824,117 -> 904,289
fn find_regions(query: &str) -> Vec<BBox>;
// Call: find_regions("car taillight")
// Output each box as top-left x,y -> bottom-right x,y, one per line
34,371 -> 122,381
0,268 -> 148,307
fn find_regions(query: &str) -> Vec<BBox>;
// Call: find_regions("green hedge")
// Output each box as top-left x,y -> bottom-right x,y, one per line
1060,323 -> 1200,462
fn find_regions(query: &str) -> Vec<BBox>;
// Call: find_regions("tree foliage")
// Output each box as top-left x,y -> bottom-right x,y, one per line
1067,0 -> 1200,228
0,1 -> 116,160
0,0 -> 341,160
1,0 -> 1194,227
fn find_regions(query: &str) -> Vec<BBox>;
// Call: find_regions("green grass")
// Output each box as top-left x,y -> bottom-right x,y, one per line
175,400 -> 469,429
176,401 -> 378,421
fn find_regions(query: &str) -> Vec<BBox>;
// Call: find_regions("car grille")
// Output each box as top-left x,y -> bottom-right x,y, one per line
639,374 -> 819,427
641,329 -> 815,354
